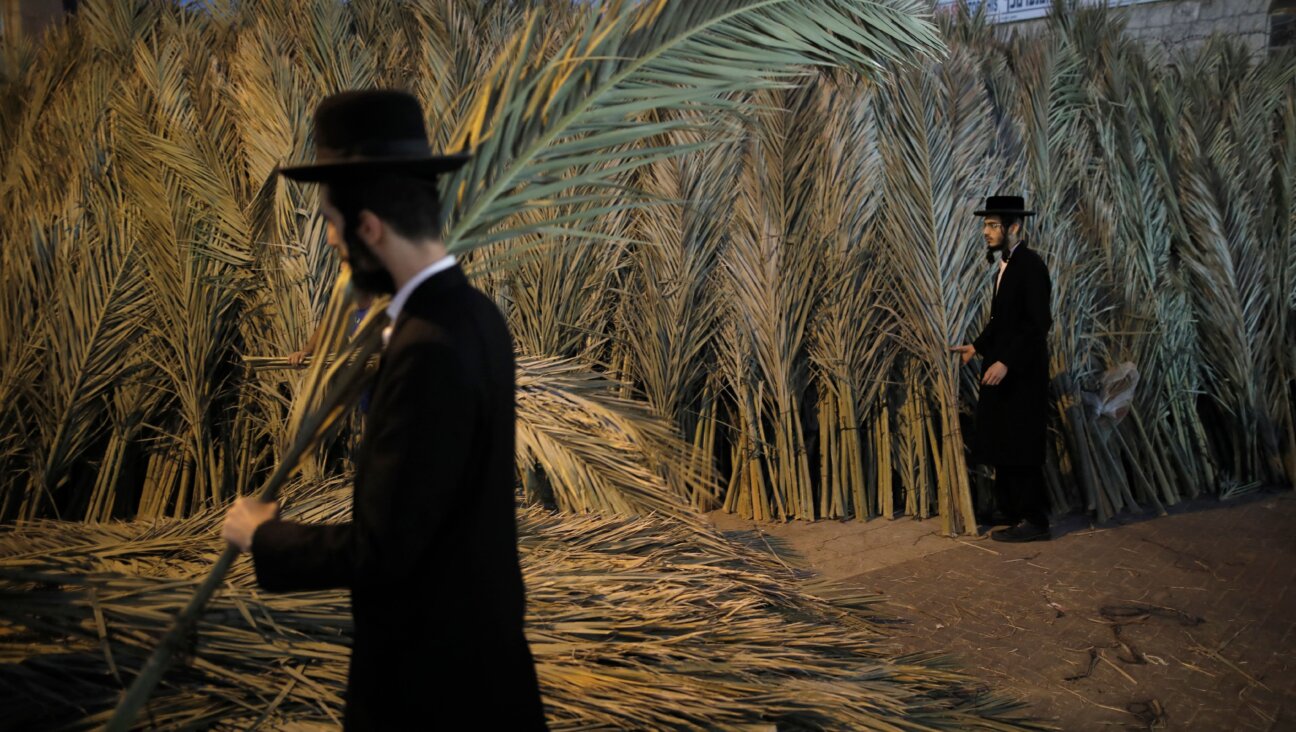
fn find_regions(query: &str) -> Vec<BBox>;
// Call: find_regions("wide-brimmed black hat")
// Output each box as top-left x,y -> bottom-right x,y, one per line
279,89 -> 469,183
973,195 -> 1036,217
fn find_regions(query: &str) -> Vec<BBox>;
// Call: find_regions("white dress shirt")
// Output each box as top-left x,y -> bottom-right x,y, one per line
382,255 -> 457,346
995,242 -> 1020,293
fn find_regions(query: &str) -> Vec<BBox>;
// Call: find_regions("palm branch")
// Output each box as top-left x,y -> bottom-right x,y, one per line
617,135 -> 742,509
1174,40 -> 1293,485
806,73 -> 901,520
874,45 -> 997,535
440,0 -> 943,258
718,85 -> 830,521
516,357 -> 709,519
29,182 -> 150,520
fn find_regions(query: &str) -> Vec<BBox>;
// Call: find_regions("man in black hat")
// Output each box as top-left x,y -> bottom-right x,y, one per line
221,90 -> 547,728
950,195 -> 1053,542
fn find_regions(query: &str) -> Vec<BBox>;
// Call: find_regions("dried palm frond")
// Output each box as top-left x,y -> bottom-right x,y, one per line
516,357 -> 711,518
29,180 -> 150,521
806,73 -> 899,521
717,85 -> 829,522
617,135 -> 742,510
874,45 -> 997,535
103,267 -> 384,729
0,478 -> 1041,731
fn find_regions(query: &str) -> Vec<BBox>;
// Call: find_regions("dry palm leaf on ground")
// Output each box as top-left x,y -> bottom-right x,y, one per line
0,476 -> 1040,730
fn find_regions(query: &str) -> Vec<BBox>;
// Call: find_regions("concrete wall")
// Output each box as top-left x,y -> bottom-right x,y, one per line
1121,0 -> 1270,54
997,0 -> 1274,55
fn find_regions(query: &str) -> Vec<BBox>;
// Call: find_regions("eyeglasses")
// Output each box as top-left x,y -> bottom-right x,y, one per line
982,222 -> 1004,231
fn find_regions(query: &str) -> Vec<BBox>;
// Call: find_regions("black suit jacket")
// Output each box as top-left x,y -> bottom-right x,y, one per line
251,265 -> 545,729
971,244 -> 1052,467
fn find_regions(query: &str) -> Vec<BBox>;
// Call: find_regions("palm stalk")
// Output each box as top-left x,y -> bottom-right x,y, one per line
806,73 -> 899,520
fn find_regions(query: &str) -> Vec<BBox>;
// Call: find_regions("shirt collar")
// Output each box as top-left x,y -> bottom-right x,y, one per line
386,254 -> 457,323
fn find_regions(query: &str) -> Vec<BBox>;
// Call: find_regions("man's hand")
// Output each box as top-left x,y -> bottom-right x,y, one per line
286,349 -> 311,368
949,344 -> 976,365
222,497 -> 279,553
982,361 -> 1008,386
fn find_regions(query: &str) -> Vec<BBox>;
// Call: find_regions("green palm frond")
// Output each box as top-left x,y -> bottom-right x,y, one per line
441,0 -> 943,257
1173,39 -> 1294,484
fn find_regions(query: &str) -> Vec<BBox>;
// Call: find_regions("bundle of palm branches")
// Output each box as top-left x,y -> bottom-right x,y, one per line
0,475 -> 1039,730
0,0 -> 943,526
712,3 -> 1296,524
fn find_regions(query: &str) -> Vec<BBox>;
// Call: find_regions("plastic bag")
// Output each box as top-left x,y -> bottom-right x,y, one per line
1082,362 -> 1139,425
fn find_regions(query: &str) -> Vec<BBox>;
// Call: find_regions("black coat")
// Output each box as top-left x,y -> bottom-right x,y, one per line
971,244 -> 1052,467
251,265 -> 547,729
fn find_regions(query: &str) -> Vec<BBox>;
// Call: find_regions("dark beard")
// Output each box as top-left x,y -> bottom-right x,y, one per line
344,231 -> 396,295
984,233 -> 1015,264
350,262 -> 396,296
984,242 -> 1002,264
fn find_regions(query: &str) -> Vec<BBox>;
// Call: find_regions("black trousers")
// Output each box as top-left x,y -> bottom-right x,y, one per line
993,464 -> 1049,527
343,632 -> 547,730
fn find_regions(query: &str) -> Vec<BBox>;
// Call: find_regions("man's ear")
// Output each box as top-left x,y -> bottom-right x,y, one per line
356,209 -> 384,247
1009,220 -> 1022,238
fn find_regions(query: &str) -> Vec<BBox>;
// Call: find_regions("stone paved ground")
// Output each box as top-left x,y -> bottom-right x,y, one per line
711,491 -> 1296,731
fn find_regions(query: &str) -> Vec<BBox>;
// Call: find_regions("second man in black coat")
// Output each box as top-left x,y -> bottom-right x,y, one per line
951,195 -> 1054,543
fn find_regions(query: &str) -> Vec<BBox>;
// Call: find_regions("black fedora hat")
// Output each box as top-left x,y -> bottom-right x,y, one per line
974,194 -> 1036,217
279,89 -> 469,183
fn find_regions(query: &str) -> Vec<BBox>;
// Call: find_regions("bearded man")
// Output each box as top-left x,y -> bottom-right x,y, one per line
951,195 -> 1053,543
222,90 -> 547,728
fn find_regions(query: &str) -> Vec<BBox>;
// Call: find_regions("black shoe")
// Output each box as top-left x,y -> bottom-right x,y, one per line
990,521 -> 1050,543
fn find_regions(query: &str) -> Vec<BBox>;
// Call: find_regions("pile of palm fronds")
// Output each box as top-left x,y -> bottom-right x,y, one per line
0,476 -> 1039,730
